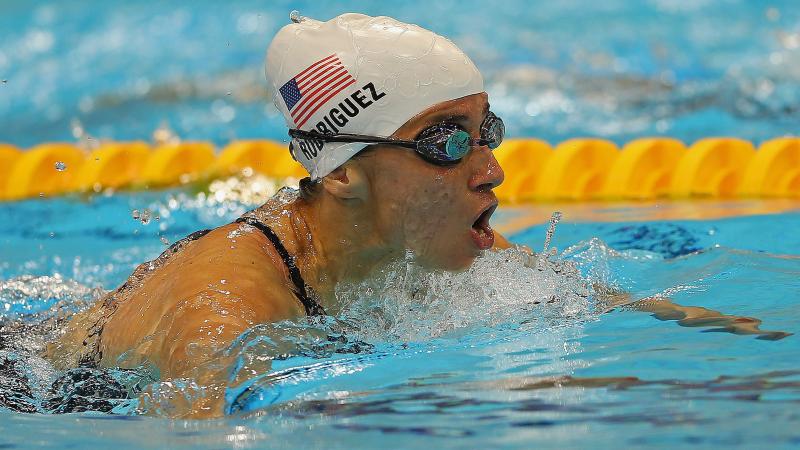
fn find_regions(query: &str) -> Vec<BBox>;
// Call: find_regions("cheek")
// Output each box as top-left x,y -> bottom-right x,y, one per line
403,172 -> 456,221
400,172 -> 471,261
371,156 -> 456,227
368,155 -> 473,267
420,179 -> 460,226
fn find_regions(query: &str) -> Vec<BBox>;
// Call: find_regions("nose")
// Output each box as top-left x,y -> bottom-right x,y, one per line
467,145 -> 505,192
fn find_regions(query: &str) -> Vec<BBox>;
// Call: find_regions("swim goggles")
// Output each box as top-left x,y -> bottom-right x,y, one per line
289,112 -> 505,165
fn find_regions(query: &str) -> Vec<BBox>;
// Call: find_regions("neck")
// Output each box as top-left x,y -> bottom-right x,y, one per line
288,192 -> 400,303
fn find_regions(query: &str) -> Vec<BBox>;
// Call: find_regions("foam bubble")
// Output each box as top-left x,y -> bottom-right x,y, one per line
333,247 -> 592,342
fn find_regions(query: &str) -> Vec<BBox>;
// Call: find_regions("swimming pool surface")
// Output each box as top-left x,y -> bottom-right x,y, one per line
1,191 -> 798,448
2,0 -> 800,448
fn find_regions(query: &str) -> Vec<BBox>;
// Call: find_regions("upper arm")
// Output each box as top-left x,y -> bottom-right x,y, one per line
130,221 -> 315,375
158,289 -> 256,380
148,288 -> 276,419
155,249 -> 305,379
155,228 -> 304,378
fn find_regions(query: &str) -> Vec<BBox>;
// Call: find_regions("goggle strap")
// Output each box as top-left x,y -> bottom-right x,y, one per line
289,129 -> 418,149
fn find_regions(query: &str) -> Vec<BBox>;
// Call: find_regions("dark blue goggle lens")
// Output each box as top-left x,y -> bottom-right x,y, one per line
416,112 -> 505,164
481,112 -> 505,150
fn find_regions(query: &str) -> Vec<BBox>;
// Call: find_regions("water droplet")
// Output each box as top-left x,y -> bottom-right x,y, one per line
1,79 -> 7,84
160,236 -> 169,245
537,211 -> 562,271
54,161 -> 66,171
131,208 -> 152,224
226,91 -> 232,96
220,279 -> 227,285
541,211 -> 562,254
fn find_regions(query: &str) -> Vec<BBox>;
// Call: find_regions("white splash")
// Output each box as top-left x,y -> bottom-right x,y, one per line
333,247 -> 592,343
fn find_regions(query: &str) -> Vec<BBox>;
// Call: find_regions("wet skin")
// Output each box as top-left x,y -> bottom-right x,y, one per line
46,93 -> 509,417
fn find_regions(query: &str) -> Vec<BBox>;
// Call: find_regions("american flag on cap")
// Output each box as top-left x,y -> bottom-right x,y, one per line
279,53 -> 356,128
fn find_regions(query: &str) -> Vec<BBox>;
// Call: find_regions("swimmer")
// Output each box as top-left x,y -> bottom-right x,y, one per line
46,13 -> 509,417
44,13 -> 788,418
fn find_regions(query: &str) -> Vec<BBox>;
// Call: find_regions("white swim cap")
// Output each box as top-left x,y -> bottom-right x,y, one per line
265,12 -> 485,179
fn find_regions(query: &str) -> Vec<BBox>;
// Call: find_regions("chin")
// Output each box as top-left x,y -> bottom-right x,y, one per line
424,250 -> 477,273
447,259 -> 475,273
411,234 -> 481,272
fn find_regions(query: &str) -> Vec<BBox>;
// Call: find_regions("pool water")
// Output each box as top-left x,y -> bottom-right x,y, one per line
2,0 -> 800,147
2,0 -> 800,448
1,189 -> 799,448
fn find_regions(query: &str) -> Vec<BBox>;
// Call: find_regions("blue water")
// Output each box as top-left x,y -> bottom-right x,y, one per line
1,191 -> 799,448
1,0 -> 799,147
2,1 -> 800,448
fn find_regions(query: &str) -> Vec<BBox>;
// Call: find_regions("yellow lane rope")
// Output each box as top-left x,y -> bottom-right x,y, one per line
0,137 -> 797,202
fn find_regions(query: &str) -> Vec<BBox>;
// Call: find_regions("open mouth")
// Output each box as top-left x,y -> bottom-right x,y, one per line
470,203 -> 497,250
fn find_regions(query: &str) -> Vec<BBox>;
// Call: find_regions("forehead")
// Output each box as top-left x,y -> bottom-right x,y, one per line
394,93 -> 489,137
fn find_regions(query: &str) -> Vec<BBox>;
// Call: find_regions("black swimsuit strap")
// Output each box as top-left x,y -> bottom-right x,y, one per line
235,217 -> 326,316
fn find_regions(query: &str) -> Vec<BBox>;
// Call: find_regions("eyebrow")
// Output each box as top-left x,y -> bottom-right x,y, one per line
434,114 -> 470,125
418,102 -> 491,129
422,112 -> 481,128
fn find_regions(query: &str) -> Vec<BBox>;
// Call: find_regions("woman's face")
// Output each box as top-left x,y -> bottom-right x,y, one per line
358,92 -> 504,271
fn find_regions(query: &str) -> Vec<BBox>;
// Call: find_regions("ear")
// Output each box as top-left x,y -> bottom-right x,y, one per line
321,162 -> 369,201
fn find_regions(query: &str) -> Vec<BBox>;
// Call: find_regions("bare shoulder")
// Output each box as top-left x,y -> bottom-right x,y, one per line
165,222 -> 306,321
90,221 -> 305,366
